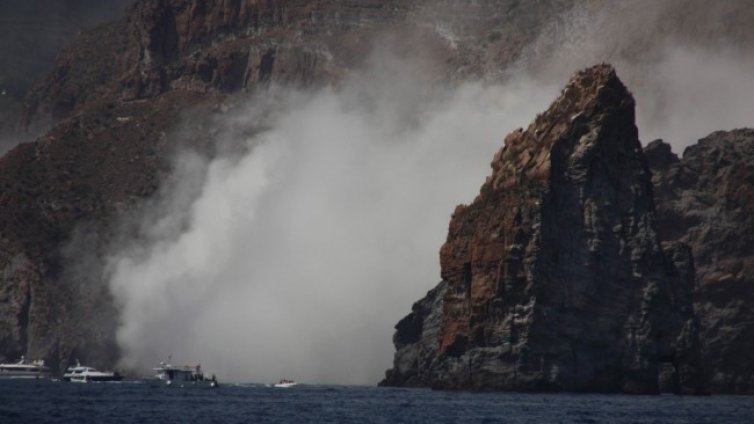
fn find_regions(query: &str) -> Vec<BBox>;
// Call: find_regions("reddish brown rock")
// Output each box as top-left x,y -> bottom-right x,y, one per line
382,65 -> 706,394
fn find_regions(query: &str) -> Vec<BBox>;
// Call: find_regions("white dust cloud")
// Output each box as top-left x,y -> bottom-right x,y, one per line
630,46 -> 754,148
517,0 -> 754,151
107,67 -> 557,384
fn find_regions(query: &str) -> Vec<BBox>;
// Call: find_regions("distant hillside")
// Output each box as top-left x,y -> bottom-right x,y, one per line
0,0 -> 134,150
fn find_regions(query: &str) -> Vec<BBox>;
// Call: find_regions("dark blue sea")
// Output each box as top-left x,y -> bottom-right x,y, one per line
2,380 -> 753,424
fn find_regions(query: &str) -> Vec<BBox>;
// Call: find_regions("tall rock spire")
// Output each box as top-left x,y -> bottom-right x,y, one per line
382,64 -> 706,394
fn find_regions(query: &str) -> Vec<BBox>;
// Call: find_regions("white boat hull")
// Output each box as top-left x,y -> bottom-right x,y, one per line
273,382 -> 298,388
65,374 -> 124,383
0,373 -> 48,380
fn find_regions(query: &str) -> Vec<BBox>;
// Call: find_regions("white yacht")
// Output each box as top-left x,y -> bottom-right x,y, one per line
0,356 -> 50,379
63,361 -> 123,383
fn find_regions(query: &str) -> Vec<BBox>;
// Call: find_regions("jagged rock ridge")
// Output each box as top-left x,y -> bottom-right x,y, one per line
647,131 -> 754,394
381,64 -> 705,394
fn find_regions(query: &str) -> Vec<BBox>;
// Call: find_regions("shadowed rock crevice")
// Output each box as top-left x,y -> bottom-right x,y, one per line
648,130 -> 754,394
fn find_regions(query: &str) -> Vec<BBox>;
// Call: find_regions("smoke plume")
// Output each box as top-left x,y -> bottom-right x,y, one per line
107,59 -> 557,383
517,0 -> 754,150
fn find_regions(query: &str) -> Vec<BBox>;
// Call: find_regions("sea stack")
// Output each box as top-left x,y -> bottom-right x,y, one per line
381,64 -> 706,394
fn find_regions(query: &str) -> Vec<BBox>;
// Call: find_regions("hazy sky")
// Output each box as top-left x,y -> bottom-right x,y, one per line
517,0 -> 754,151
105,0 -> 754,384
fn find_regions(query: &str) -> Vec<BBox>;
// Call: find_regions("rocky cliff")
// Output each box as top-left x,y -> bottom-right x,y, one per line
22,0 -> 578,130
647,132 -> 754,394
381,65 -> 706,394
1,0 -> 576,374
3,0 -> 754,385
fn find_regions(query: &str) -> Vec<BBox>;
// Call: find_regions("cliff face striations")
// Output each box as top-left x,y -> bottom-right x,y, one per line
647,131 -> 754,394
382,65 -> 705,394
22,0 -> 577,129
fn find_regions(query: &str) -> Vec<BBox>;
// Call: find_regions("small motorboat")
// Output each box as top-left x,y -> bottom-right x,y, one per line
274,378 -> 298,388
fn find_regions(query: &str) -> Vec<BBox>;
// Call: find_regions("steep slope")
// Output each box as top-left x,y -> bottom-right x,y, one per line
22,0 -> 578,130
0,0 -> 575,372
382,65 -> 705,394
647,132 -> 754,394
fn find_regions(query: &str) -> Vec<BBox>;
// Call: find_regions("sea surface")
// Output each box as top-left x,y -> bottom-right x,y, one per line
1,380 -> 753,424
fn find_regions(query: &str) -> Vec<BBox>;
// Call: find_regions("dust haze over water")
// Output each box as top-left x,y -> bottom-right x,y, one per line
108,54 -> 558,384
105,1 -> 754,384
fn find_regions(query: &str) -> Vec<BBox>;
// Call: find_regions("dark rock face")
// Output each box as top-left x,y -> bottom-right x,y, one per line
21,0 -> 582,130
381,281 -> 447,387
381,65 -> 705,394
648,131 -> 754,394
0,92 -> 195,371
